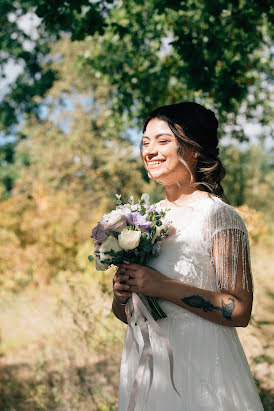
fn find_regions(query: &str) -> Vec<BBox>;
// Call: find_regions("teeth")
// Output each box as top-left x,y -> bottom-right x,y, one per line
148,161 -> 164,165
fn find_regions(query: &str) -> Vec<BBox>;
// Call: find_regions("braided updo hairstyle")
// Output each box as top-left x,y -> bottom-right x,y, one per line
142,102 -> 228,202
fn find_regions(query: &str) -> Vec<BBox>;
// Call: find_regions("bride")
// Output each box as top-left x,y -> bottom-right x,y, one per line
112,102 -> 264,410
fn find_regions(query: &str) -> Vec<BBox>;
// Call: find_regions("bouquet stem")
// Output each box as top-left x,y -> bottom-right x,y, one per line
138,256 -> 167,321
144,296 -> 167,321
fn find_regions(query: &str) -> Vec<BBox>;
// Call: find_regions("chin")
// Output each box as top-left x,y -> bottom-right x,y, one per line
147,172 -> 167,184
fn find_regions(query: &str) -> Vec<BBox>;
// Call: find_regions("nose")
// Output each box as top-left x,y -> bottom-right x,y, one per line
142,141 -> 158,157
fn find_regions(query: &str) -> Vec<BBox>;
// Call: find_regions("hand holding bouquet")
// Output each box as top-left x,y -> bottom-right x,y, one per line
89,193 -> 171,320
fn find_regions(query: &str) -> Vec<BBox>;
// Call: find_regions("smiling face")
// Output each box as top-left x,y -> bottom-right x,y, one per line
141,118 -> 196,187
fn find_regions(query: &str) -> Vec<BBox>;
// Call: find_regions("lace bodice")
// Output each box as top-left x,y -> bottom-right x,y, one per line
146,195 -> 253,318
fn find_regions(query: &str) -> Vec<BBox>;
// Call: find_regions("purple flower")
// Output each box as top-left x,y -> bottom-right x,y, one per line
122,205 -> 132,216
126,212 -> 152,230
91,223 -> 108,243
144,205 -> 154,213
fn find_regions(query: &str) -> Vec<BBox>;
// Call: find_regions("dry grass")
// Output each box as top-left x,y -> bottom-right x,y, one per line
0,276 -> 125,410
0,241 -> 273,410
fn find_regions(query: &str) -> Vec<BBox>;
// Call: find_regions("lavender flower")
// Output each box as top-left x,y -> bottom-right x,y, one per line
144,204 -> 154,212
126,212 -> 152,230
91,223 -> 108,243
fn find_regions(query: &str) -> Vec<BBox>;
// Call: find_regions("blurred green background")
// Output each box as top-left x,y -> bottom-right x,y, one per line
0,1 -> 273,410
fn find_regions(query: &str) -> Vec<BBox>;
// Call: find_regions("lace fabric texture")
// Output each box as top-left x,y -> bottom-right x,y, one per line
117,196 -> 263,411
206,200 -> 253,293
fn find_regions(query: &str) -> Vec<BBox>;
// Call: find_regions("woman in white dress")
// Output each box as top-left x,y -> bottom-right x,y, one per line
112,102 -> 264,410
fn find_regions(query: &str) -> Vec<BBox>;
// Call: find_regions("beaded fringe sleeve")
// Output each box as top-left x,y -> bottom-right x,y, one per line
206,202 -> 253,293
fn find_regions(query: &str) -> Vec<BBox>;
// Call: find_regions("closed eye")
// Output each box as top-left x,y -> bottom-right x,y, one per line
142,140 -> 169,145
141,139 -> 170,150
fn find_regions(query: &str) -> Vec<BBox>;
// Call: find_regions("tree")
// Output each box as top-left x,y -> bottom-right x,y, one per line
34,0 -> 274,121
0,0 -> 57,132
0,1 -> 57,194
0,37 -> 159,290
221,141 -> 274,210
1,1 -> 273,201
1,1 -> 273,131
12,38 -> 154,206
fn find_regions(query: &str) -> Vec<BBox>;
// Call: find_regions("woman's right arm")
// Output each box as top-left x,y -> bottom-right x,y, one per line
112,268 -> 132,324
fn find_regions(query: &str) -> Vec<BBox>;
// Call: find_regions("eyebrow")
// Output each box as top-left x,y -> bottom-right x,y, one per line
142,133 -> 173,140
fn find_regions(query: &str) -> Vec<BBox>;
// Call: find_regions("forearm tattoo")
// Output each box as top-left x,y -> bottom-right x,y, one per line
181,295 -> 235,320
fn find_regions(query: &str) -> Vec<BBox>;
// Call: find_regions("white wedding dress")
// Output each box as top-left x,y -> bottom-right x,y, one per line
118,195 -> 264,411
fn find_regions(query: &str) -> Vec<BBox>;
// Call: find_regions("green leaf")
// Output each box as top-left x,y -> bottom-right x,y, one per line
110,230 -> 120,239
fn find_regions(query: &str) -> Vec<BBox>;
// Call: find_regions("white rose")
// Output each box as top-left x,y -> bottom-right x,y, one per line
99,236 -> 122,262
102,209 -> 127,232
118,227 -> 141,251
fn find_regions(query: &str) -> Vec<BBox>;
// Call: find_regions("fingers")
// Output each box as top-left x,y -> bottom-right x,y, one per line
117,266 -> 136,278
113,266 -> 139,299
118,263 -> 139,271
112,268 -> 133,304
123,270 -> 136,278
113,284 -> 132,299
114,291 -> 132,299
113,272 -> 131,294
125,278 -> 137,286
113,281 -> 130,292
115,274 -> 129,282
125,283 -> 140,293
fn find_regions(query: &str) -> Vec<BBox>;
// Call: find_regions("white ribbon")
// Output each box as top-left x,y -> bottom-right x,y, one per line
124,292 -> 182,411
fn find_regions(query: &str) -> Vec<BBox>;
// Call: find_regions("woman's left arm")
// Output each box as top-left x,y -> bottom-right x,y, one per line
119,230 -> 253,327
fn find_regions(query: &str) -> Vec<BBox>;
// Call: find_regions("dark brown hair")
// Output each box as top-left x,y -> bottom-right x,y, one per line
142,102 -> 228,203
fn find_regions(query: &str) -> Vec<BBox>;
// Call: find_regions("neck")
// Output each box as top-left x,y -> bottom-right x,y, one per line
164,185 -> 203,203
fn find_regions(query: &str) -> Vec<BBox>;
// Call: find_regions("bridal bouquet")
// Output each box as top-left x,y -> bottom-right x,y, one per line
89,193 -> 171,320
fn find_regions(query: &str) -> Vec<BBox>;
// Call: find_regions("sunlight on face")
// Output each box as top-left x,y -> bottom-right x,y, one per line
141,118 -> 194,186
